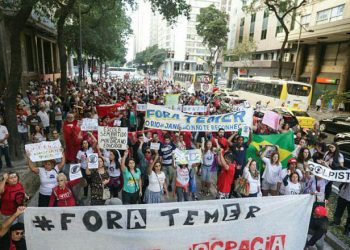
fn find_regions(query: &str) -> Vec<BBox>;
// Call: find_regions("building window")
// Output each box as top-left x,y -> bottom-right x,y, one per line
252,54 -> 261,60
174,62 -> 180,71
249,14 -> 256,40
239,17 -> 245,43
261,30 -> 267,40
261,11 -> 269,40
25,35 -> 34,72
275,20 -> 283,36
316,4 -> 344,24
301,14 -> 311,27
263,9 -> 269,18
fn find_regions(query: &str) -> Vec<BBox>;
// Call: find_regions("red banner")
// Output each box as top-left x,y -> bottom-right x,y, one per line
96,101 -> 126,117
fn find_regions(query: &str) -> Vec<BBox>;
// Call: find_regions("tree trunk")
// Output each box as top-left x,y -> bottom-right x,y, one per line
99,58 -> 103,79
57,0 -> 76,98
277,30 -> 289,79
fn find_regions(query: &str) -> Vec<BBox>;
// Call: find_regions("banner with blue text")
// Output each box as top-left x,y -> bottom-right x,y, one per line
145,103 -> 253,132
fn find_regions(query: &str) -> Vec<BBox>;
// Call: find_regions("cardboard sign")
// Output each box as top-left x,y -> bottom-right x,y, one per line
150,142 -> 160,151
87,153 -> 99,169
69,164 -> 83,181
98,126 -> 128,150
81,118 -> 98,131
25,140 -> 62,162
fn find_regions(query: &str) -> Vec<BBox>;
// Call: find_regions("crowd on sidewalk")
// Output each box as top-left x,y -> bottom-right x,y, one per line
0,77 -> 349,250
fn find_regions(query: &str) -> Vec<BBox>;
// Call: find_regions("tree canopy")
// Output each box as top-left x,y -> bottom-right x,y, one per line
134,45 -> 167,73
196,4 -> 228,73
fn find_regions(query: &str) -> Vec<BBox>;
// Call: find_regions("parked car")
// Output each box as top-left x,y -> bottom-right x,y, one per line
319,116 -> 350,134
272,107 -> 315,129
334,132 -> 350,142
336,140 -> 350,168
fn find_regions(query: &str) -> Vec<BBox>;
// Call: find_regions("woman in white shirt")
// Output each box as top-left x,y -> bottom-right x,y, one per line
282,170 -> 302,195
144,154 -> 168,204
27,151 -> 65,207
243,158 -> 261,197
76,140 -> 94,197
261,150 -> 282,196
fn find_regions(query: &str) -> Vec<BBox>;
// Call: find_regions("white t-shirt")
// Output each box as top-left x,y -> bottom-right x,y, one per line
284,180 -> 302,195
243,167 -> 260,194
278,168 -> 303,195
0,125 -> 9,146
261,157 -> 282,185
39,165 -> 59,195
105,160 -> 121,178
76,148 -> 94,169
17,115 -> 28,133
203,150 -> 214,167
37,110 -> 50,128
148,171 -> 166,192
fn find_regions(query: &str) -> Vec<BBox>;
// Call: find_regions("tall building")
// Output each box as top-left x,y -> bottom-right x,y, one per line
223,5 -> 295,80
288,0 -> 350,103
132,0 -> 152,56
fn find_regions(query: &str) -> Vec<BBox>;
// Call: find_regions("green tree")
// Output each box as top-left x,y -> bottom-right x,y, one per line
134,45 -> 167,73
226,39 -> 257,75
196,4 -> 228,73
242,0 -> 308,79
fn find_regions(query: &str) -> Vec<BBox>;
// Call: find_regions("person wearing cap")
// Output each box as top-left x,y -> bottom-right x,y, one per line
278,158 -> 303,195
0,206 -> 26,250
305,205 -> 329,250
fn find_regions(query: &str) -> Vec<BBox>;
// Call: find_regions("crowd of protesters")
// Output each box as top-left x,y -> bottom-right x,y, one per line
0,77 -> 348,249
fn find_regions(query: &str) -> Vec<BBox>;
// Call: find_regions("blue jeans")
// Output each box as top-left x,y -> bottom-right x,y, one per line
176,187 -> 189,202
0,145 -> 12,168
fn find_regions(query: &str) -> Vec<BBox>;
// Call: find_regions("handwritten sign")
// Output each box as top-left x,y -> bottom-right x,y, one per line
150,142 -> 160,151
136,104 -> 147,111
25,140 -> 62,162
174,149 -> 202,165
69,164 -> 82,181
81,118 -> 98,131
262,111 -> 280,130
98,126 -> 128,150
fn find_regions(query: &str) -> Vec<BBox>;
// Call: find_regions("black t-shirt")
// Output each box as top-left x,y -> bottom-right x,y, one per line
0,232 -> 27,250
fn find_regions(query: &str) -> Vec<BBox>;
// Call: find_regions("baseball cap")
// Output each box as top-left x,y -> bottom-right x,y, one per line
288,158 -> 297,164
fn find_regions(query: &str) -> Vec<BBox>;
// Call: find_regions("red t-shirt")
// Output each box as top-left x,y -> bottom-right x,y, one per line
217,163 -> 236,193
1,182 -> 25,216
49,179 -> 80,207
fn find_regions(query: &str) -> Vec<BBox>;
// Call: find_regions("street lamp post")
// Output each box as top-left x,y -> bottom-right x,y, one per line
147,62 -> 153,76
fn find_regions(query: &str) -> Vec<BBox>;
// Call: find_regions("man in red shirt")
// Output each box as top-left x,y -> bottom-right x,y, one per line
217,149 -> 236,199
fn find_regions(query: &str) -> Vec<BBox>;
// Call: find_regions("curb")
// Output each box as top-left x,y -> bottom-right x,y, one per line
325,232 -> 349,250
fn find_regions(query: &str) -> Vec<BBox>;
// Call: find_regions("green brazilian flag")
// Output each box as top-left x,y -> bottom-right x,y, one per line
246,131 -> 295,171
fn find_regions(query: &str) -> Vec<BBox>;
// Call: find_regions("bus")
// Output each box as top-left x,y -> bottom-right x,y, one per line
232,77 -> 312,111
107,67 -> 137,79
174,71 -> 214,91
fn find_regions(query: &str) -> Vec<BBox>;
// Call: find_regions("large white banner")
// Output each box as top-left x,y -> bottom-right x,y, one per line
24,195 -> 313,250
145,103 -> 253,132
98,126 -> 128,150
25,140 -> 62,162
308,161 -> 350,182
182,105 -> 207,113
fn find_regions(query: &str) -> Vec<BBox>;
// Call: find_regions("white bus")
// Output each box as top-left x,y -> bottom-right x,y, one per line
107,67 -> 137,79
232,77 -> 312,111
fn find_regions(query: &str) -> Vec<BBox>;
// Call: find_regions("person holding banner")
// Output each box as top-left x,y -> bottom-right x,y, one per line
103,150 -> 123,198
260,149 -> 282,197
173,160 -> 190,202
121,150 -> 142,204
278,158 -> 303,195
331,183 -> 350,236
77,138 -> 96,197
27,151 -> 66,207
86,157 -> 110,205
160,136 -> 176,192
48,173 -> 81,207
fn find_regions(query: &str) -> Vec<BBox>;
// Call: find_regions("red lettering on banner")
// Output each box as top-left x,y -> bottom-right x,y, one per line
189,235 -> 286,250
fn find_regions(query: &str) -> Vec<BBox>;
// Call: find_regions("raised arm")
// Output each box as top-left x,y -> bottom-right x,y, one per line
219,149 -> 229,170
57,148 -> 66,170
246,130 -> 253,145
120,149 -> 129,172
0,206 -> 25,237
0,173 -> 8,194
147,152 -> 159,175
26,153 -> 39,174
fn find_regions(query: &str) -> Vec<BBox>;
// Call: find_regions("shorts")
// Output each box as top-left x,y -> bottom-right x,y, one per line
201,165 -> 212,182
261,179 -> 277,191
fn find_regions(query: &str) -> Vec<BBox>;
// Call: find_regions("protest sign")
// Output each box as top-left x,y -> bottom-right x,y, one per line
145,103 -> 253,132
81,118 -> 98,131
164,94 -> 180,107
69,164 -> 82,181
308,161 -> 350,182
262,111 -> 280,130
187,149 -> 202,164
182,105 -> 207,113
25,140 -> 62,162
87,153 -> 99,169
241,125 -> 250,137
136,104 -> 147,111
98,126 -> 128,150
174,148 -> 188,165
24,195 -> 313,250
150,142 -> 160,151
